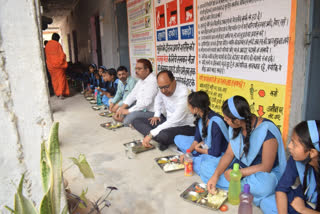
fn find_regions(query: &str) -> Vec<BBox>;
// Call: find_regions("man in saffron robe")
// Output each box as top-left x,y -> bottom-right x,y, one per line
45,33 -> 69,98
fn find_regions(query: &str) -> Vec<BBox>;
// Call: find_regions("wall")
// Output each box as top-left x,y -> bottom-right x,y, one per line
59,0 -> 120,68
288,0 -> 309,139
0,0 -> 53,210
128,0 -> 311,143
57,0 -> 311,142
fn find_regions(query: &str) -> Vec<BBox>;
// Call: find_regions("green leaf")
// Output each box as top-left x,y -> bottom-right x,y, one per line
78,188 -> 88,209
40,141 -> 50,193
39,192 -> 52,214
14,174 -> 38,214
4,205 -> 15,213
17,173 -> 24,195
69,154 -> 95,179
47,122 -> 62,214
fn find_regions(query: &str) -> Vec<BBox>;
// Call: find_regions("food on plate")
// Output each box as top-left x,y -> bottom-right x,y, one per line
219,204 -> 228,212
186,191 -> 200,202
163,163 -> 184,171
157,158 -> 168,164
206,190 -> 228,209
195,185 -> 205,193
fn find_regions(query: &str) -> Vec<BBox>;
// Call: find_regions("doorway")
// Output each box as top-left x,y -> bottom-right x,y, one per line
90,15 -> 103,66
72,30 -> 78,63
95,16 -> 103,66
67,33 -> 73,62
304,0 -> 320,120
115,0 -> 130,73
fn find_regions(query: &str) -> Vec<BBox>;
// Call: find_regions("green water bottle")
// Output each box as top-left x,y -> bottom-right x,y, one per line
228,163 -> 242,205
97,92 -> 102,106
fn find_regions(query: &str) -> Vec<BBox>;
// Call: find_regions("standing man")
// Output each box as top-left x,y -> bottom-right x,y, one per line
45,33 -> 69,99
109,66 -> 137,113
114,59 -> 158,126
132,70 -> 195,151
43,40 -> 54,96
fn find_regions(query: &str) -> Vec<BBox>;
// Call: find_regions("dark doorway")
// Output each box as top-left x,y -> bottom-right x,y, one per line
95,15 -> 103,66
115,0 -> 130,73
304,0 -> 320,120
72,30 -> 78,63
67,33 -> 72,62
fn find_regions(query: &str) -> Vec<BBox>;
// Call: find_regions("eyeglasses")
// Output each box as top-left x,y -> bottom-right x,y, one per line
158,84 -> 171,90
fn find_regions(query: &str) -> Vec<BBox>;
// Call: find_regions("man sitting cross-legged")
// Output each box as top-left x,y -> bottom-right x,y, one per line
108,66 -> 137,113
114,59 -> 158,126
132,70 -> 195,151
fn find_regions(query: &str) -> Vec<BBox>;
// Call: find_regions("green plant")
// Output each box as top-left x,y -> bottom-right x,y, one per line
5,122 -> 95,214
66,154 -> 95,179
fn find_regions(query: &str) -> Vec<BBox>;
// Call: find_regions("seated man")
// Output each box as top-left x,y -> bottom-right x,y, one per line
132,70 -> 195,151
109,66 -> 137,113
114,59 -> 158,126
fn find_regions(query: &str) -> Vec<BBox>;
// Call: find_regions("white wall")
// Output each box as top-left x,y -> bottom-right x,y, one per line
0,0 -> 53,210
288,0 -> 310,140
55,0 -> 310,143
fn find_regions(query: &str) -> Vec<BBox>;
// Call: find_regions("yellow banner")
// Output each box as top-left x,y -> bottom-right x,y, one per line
198,74 -> 286,132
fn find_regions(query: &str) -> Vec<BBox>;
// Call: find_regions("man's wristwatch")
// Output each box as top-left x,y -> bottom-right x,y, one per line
147,133 -> 153,139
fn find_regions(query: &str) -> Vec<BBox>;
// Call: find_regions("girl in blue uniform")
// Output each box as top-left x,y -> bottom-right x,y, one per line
99,68 -> 119,107
174,91 -> 229,177
93,70 -> 103,88
206,96 -> 287,210
98,65 -> 107,85
83,64 -> 97,95
261,120 -> 320,213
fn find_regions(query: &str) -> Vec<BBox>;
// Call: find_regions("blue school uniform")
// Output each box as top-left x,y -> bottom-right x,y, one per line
82,72 -> 89,87
260,156 -> 318,213
92,77 -> 101,96
96,76 -> 105,87
200,119 -> 287,207
174,110 -> 229,175
88,73 -> 96,89
95,77 -> 104,88
101,79 -> 119,107
101,77 -> 106,87
82,72 -> 95,89
93,77 -> 104,97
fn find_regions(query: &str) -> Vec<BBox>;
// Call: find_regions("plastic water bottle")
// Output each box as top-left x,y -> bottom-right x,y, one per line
184,149 -> 193,176
228,163 -> 242,205
125,145 -> 135,159
97,92 -> 102,106
94,88 -> 98,99
238,184 -> 253,214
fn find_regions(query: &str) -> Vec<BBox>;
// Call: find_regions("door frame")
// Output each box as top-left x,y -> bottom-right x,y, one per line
302,0 -> 320,120
113,0 -> 124,63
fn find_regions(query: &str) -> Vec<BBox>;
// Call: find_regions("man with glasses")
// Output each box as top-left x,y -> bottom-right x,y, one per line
132,70 -> 195,151
114,59 -> 158,126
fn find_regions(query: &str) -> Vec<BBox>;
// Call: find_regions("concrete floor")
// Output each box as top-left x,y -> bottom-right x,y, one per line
51,93 -> 263,214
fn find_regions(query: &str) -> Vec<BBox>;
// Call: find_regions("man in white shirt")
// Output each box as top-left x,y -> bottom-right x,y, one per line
114,59 -> 158,126
132,70 -> 195,151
